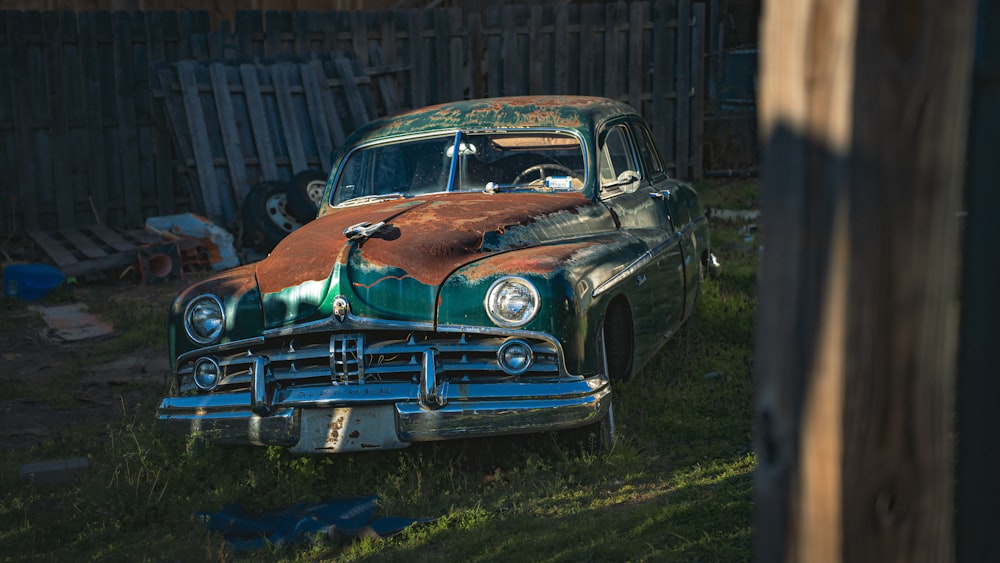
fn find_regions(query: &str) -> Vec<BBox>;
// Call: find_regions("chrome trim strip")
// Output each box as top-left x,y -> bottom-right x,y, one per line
593,250 -> 652,298
176,336 -> 265,366
397,390 -> 610,441
592,232 -> 682,298
157,378 -> 610,450
446,131 -> 462,192
160,375 -> 607,413
435,325 -> 570,375
263,314 -> 435,339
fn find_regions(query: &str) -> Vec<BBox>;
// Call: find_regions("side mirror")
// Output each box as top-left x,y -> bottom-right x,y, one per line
601,170 -> 640,191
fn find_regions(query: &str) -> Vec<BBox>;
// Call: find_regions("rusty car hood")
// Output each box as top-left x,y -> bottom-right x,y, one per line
254,191 -> 616,327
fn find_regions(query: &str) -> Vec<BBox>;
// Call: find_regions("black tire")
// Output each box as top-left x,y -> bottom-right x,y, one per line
603,300 -> 634,381
242,180 -> 302,253
286,169 -> 329,223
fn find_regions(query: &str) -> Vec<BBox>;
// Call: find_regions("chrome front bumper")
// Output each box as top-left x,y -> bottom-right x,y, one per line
157,376 -> 611,454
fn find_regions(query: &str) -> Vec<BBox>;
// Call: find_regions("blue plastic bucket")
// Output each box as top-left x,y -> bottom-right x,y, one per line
3,263 -> 65,300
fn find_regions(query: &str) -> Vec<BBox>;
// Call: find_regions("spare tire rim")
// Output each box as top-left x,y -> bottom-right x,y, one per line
265,192 -> 302,232
306,179 -> 326,207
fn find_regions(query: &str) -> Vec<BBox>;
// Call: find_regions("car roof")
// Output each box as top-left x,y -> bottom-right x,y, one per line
343,96 -> 638,146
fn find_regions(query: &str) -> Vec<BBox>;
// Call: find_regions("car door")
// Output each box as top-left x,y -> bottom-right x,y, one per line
630,121 -> 699,320
597,121 -> 686,352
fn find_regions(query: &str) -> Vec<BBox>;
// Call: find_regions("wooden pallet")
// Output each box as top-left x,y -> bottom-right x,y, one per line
28,226 -> 165,278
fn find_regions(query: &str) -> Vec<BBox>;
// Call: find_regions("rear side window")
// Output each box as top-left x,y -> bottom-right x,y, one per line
598,124 -> 642,195
631,122 -> 667,180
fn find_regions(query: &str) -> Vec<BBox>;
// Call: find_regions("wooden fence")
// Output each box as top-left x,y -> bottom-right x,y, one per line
0,1 -> 704,238
154,54 -> 406,224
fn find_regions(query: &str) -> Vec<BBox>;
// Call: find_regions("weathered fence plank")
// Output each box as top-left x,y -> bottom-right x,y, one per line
114,12 -> 142,225
335,57 -> 370,125
177,60 -> 225,222
447,8 -> 464,101
300,61 -> 335,172
629,2 -> 646,111
9,12 -> 39,232
579,4 -> 600,96
604,2 -> 621,99
528,5 -> 544,94
270,63 -> 309,174
652,0 -> 676,168
238,63 -> 279,181
484,6 -> 502,99
553,5 -> 570,95
77,13 -> 109,226
209,62 -> 249,205
310,59 -> 347,147
43,12 -> 73,230
692,2 -> 705,179
502,6 -> 519,97
675,0 -> 691,179
0,2 -> 705,239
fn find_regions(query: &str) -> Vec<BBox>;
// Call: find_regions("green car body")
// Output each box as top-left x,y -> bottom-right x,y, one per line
158,96 -> 710,453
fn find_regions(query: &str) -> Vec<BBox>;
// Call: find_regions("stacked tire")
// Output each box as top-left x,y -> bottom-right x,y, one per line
241,170 -> 328,253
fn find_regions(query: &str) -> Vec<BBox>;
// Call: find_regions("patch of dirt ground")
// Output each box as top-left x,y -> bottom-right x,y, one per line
0,278 -> 187,454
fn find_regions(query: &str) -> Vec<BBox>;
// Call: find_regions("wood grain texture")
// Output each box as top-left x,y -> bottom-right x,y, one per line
754,0 -> 973,560
0,3 -> 706,238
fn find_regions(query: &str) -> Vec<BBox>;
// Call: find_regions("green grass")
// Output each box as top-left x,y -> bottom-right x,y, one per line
0,181 -> 760,561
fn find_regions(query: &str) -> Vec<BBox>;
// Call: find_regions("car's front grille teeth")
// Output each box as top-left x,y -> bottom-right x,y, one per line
177,331 -> 561,393
330,333 -> 363,382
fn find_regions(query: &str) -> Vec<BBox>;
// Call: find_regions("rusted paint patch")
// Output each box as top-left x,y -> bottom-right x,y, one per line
345,96 -> 633,146
175,263 -> 258,304
255,191 -> 605,292
253,202 -> 421,296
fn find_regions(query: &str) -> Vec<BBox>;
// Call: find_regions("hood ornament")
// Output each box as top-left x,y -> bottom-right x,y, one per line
332,296 -> 351,323
344,221 -> 386,241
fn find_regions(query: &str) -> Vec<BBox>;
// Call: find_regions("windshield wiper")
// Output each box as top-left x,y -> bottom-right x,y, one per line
483,179 -> 574,194
338,192 -> 405,207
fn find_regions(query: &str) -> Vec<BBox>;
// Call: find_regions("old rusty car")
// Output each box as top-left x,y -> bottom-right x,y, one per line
158,96 -> 711,454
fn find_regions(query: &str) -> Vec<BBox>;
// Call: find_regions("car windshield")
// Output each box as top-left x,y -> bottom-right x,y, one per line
331,130 -> 586,206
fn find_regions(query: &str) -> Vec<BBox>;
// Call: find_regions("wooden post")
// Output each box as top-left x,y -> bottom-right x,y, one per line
754,0 -> 974,561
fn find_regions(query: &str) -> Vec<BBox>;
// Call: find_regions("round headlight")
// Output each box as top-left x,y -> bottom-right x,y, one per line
184,294 -> 224,344
193,357 -> 221,390
498,339 -> 534,375
485,277 -> 540,327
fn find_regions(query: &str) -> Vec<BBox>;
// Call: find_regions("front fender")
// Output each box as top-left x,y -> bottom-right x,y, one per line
168,264 -> 264,366
436,234 -> 646,376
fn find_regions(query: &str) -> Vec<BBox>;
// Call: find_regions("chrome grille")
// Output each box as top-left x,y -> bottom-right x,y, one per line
330,333 -> 364,382
176,330 -> 561,393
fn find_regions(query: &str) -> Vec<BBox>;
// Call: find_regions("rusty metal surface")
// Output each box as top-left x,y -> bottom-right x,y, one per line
160,95 -> 710,454
255,191 -> 608,293
343,96 -> 633,147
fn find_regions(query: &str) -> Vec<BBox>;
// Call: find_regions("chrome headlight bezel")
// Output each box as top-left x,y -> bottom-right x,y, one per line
497,338 -> 534,375
192,357 -> 222,391
184,294 -> 225,345
484,276 -> 540,328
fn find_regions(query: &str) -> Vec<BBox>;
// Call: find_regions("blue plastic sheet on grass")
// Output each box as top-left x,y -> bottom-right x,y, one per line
196,494 -> 432,552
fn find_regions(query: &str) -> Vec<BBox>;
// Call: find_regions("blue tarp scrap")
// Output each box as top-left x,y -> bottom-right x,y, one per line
196,494 -> 433,552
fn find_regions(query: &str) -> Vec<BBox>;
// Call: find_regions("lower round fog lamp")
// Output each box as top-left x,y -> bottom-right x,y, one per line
193,358 -> 221,390
498,339 -> 533,375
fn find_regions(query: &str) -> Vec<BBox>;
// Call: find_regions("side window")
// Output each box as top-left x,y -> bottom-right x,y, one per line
598,124 -> 640,193
631,122 -> 667,180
